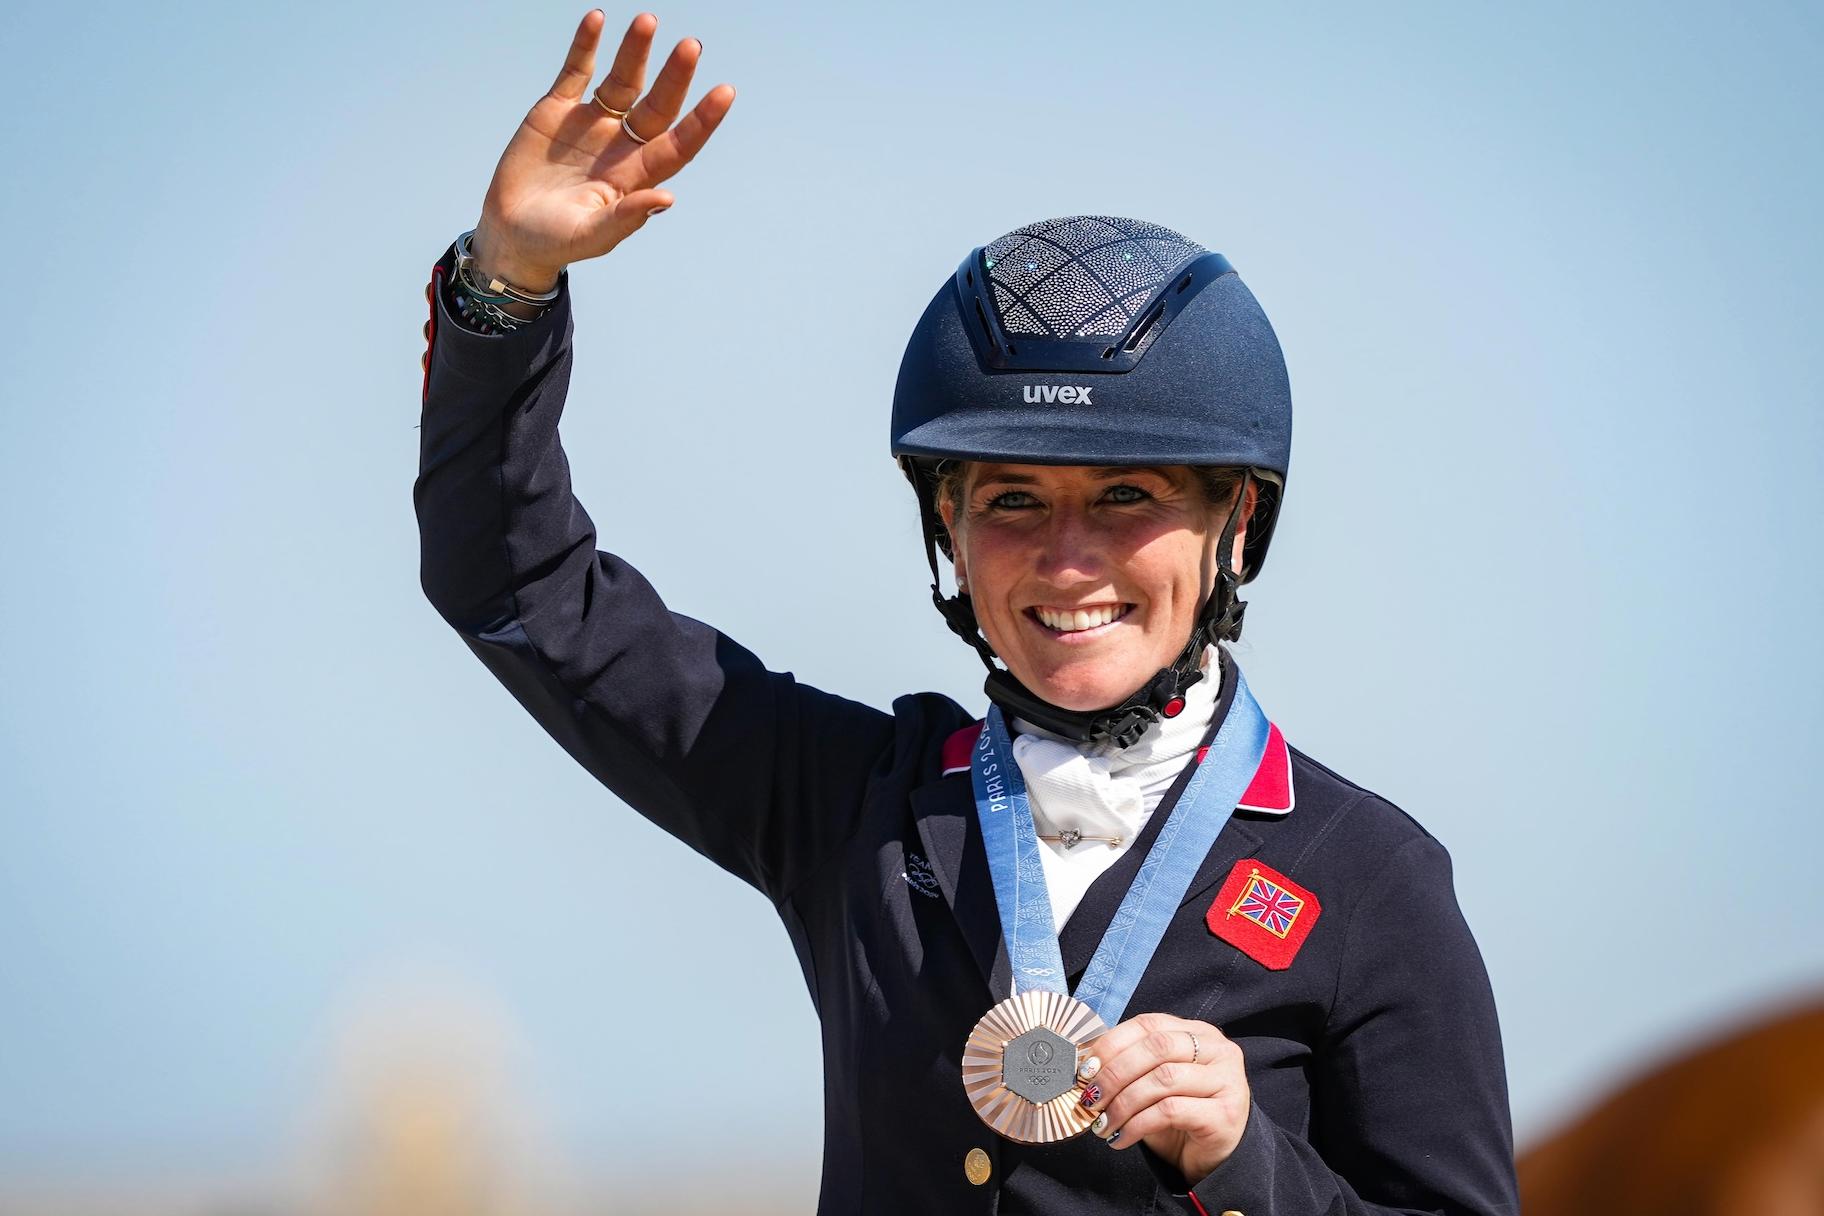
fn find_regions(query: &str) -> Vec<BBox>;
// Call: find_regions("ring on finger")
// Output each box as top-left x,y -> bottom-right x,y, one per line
1188,1030 -> 1200,1066
591,94 -> 629,119
619,114 -> 651,145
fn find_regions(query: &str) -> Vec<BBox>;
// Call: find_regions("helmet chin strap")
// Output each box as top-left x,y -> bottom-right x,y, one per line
912,465 -> 1253,751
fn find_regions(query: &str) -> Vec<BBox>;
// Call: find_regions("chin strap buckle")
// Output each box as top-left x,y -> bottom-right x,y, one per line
1098,705 -> 1161,750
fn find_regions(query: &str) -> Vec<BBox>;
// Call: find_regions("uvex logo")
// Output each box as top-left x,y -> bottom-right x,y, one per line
1023,384 -> 1094,405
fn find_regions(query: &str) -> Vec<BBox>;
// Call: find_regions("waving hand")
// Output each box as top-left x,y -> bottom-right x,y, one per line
468,10 -> 735,292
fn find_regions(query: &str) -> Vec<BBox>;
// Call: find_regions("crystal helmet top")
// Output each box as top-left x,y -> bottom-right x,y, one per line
890,215 -> 1292,581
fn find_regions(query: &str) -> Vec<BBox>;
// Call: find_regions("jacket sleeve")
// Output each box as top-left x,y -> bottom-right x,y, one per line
414,239 -> 896,902
1168,832 -> 1519,1215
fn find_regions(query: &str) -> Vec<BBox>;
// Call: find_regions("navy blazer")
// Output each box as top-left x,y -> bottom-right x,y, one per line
415,240 -> 1520,1215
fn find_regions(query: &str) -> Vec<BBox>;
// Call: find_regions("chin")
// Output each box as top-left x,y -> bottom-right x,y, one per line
1015,657 -> 1155,713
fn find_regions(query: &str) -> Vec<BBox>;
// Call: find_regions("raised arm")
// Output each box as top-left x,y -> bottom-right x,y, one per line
416,11 -> 896,902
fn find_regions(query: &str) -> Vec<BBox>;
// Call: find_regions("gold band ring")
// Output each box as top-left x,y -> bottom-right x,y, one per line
591,95 -> 629,119
1188,1030 -> 1200,1065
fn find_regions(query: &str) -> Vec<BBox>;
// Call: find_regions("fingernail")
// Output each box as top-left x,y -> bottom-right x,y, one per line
647,206 -> 670,217
1089,1112 -> 1109,1137
1107,1131 -> 1121,1147
1078,1055 -> 1102,1081
1079,1085 -> 1101,1109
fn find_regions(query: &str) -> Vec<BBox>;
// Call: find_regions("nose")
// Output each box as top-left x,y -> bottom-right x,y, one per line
1031,501 -> 1108,586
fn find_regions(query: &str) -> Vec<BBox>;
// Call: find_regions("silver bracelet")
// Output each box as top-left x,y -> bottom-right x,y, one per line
449,279 -> 536,335
453,228 -> 563,306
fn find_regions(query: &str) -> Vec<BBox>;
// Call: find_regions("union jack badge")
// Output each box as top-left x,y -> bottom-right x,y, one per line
1207,859 -> 1321,971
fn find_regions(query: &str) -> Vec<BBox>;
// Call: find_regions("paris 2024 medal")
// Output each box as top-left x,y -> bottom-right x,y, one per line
962,989 -> 1109,1143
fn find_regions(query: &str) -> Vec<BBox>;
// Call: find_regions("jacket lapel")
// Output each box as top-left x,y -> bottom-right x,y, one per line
1059,817 -> 1264,979
910,774 -> 1009,997
1176,818 -> 1266,915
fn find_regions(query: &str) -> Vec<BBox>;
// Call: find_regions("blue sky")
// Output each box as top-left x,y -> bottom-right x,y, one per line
2,0 -> 1821,1202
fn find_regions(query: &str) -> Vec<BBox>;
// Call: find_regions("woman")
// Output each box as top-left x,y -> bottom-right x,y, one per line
415,10 -> 1519,1213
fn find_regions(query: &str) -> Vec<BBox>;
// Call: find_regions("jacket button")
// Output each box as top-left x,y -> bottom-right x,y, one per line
963,1147 -> 991,1185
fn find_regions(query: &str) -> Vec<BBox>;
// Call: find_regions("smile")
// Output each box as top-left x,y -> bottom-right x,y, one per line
1027,603 -> 1134,635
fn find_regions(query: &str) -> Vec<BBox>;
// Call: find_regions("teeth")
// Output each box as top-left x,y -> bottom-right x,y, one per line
1036,605 -> 1125,633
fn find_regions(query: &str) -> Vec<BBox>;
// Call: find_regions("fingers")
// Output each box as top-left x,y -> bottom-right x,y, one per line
549,9 -> 606,101
635,83 -> 735,184
1081,1010 -> 1184,1069
1085,1016 -> 1202,1115
623,35 -> 701,141
1099,1057 -> 1233,1137
575,186 -> 676,258
1083,1015 -> 1239,1142
1110,1089 -> 1244,1151
591,11 -> 658,114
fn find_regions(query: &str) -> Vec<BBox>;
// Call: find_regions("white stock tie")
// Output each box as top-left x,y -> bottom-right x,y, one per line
1011,646 -> 1223,932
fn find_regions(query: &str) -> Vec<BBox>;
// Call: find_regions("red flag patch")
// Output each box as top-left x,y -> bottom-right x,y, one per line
1207,859 -> 1321,971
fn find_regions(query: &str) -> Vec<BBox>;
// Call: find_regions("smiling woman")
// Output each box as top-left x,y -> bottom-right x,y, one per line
935,463 -> 1253,713
415,9 -> 1518,1214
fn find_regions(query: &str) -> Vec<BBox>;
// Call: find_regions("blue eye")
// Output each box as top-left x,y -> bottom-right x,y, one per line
1106,484 -> 1149,503
988,490 -> 1037,509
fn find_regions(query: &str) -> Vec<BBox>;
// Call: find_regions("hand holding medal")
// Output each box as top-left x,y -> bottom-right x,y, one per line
1075,1011 -> 1251,1185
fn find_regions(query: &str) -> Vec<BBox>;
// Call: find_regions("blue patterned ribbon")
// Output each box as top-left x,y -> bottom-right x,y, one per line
969,665 -> 1270,1027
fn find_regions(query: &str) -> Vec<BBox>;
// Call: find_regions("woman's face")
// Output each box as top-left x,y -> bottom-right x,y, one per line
939,463 -> 1250,712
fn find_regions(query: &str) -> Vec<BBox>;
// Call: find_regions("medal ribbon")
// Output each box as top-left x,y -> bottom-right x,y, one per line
970,665 -> 1270,1027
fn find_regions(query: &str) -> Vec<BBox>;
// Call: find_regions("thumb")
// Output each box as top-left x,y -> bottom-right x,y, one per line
577,188 -> 676,258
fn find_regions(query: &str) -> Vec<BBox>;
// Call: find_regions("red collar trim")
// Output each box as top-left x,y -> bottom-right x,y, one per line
941,723 -> 985,776
1234,722 -> 1294,814
940,719 -> 1296,816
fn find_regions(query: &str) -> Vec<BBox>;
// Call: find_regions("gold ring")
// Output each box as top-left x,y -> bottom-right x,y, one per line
1188,1030 -> 1200,1065
591,95 -> 629,119
619,114 -> 650,145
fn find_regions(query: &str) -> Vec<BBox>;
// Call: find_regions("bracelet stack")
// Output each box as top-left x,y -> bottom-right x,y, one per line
450,227 -> 561,334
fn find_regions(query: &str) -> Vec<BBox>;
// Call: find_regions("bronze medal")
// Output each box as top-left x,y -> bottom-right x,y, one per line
962,989 -> 1108,1143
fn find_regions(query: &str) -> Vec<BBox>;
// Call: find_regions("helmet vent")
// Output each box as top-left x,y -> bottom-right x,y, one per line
1176,273 -> 1194,293
1122,300 -> 1167,353
971,296 -> 1002,358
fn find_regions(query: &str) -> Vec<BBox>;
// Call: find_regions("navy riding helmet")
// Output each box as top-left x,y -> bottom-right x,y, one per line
889,215 -> 1292,748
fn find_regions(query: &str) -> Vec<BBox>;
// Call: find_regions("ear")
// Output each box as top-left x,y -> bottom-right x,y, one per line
937,494 -> 967,589
1220,478 -> 1258,575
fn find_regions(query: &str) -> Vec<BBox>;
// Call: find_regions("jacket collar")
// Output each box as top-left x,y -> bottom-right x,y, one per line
915,713 -> 1291,996
939,717 -> 1294,814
